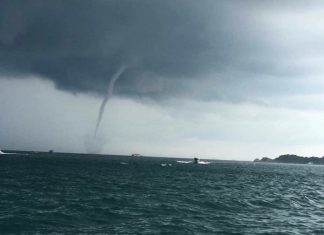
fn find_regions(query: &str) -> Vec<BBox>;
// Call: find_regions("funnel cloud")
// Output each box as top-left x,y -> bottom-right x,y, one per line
95,65 -> 126,136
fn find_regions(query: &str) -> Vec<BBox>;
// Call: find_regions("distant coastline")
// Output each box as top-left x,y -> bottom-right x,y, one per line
254,154 -> 324,165
4,150 -> 324,164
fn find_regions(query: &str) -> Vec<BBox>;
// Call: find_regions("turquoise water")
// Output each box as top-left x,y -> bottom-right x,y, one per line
1,154 -> 324,234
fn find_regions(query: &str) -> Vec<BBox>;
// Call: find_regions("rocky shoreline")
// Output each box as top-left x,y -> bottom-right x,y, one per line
254,154 -> 324,165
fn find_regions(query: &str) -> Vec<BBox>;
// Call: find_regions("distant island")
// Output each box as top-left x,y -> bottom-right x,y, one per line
254,154 -> 324,165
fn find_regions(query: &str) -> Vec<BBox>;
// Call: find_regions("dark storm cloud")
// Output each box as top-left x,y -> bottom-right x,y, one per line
0,0 -> 216,94
0,0 -> 323,99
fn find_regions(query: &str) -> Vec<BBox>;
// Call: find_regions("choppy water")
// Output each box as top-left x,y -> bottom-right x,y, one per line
1,154 -> 324,234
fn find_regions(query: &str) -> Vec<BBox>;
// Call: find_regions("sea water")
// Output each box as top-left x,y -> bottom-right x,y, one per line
0,154 -> 324,234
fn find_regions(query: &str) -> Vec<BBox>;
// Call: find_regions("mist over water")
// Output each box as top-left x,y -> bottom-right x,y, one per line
84,133 -> 107,154
1,154 -> 324,234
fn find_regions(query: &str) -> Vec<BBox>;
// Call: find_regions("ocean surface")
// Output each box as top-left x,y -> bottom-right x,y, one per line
1,154 -> 324,234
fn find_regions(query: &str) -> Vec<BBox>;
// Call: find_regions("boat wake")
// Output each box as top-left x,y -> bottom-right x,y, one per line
176,160 -> 212,165
176,160 -> 192,164
197,161 -> 211,165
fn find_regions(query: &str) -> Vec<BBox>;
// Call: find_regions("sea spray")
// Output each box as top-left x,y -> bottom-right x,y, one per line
85,132 -> 107,154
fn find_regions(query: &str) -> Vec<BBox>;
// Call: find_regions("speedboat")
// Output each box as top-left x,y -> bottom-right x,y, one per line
131,153 -> 142,157
0,149 -> 16,155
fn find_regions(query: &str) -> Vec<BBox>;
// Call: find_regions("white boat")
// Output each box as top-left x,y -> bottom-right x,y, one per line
131,153 -> 142,157
0,149 -> 16,155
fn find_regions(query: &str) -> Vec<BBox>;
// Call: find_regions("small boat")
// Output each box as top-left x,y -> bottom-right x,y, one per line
193,157 -> 211,164
0,149 -> 16,155
131,153 -> 142,157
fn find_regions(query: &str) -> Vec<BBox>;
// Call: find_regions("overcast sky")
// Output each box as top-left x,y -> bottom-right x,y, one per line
1,0 -> 324,160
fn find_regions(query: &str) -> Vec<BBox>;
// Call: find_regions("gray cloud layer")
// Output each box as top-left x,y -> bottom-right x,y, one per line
1,0 -> 324,101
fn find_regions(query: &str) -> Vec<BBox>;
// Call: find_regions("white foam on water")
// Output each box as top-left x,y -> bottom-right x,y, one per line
176,160 -> 192,164
176,160 -> 211,164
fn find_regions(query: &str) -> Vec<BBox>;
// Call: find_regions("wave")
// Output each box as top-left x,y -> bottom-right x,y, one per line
161,163 -> 172,167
